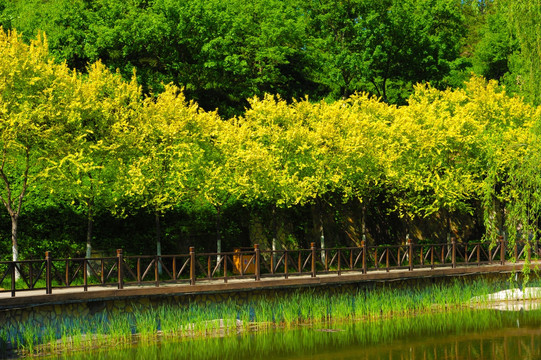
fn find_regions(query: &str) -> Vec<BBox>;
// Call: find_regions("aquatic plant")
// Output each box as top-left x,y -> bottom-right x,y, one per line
46,309 -> 541,360
1,278 -> 535,357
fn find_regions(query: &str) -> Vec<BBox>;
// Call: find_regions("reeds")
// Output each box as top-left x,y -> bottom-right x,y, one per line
46,308 -> 541,360
2,278 -> 536,357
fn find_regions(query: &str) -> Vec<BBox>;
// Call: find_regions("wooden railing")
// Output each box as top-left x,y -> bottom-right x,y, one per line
0,238 -> 537,297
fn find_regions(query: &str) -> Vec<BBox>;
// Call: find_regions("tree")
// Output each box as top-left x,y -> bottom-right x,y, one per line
0,0 -> 169,92
303,0 -> 466,103
227,96 -> 307,251
1,0 -> 315,117
152,0 -> 314,116
0,29 -> 78,272
501,110 -> 541,270
471,1 -> 516,82
384,77 -> 536,243
120,85 -> 221,263
50,61 -> 142,262
500,0 -> 541,105
330,94 -> 392,243
385,79 -> 485,240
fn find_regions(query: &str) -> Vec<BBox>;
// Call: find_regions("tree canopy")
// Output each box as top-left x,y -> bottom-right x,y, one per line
1,0 -> 541,260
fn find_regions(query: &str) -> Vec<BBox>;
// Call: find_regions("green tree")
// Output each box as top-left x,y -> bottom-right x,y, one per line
152,0 -> 314,116
228,96 -> 307,251
331,95 -> 392,243
385,79 -> 490,240
120,85 -> 222,262
470,1 -> 516,82
0,29 -> 79,271
50,62 -> 142,262
501,0 -> 541,105
304,0 -> 466,103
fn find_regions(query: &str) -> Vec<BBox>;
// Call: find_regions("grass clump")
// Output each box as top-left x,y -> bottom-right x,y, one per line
0,278 -> 528,357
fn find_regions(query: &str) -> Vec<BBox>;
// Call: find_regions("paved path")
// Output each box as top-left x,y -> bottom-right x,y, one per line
0,262 -> 529,309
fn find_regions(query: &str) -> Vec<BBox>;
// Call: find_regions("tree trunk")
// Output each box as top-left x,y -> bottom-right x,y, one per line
1,147 -> 29,282
85,202 -> 93,276
155,210 -> 162,275
360,200 -> 367,243
446,208 -> 451,243
319,207 -> 325,263
312,201 -> 325,262
272,205 -> 277,265
11,214 -> 20,281
216,206 -> 222,265
500,200 -> 507,241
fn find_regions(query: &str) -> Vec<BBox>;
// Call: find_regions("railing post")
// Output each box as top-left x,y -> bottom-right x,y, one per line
29,262 -> 34,290
45,251 -> 52,295
284,250 -> 289,279
172,256 -> 177,281
500,236 -> 505,265
362,240 -> 367,274
207,256 -> 211,279
325,249 -> 329,272
240,252 -> 244,276
451,237 -> 456,269
83,259 -> 88,292
117,249 -> 124,290
65,261 -> 69,287
189,247 -> 196,285
137,258 -> 141,284
100,259 -> 105,284
270,250 -> 275,275
311,242 -> 316,278
154,255 -> 159,287
408,239 -> 413,271
10,262 -> 15,297
224,254 -> 228,283
255,244 -> 261,281
337,249 -> 341,275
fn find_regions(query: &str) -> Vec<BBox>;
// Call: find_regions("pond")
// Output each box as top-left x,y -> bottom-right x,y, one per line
46,308 -> 541,360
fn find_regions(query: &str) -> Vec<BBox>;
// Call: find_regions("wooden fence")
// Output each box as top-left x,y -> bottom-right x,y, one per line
0,238 -> 536,297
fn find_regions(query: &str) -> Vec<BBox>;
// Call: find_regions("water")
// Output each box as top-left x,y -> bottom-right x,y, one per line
46,309 -> 541,360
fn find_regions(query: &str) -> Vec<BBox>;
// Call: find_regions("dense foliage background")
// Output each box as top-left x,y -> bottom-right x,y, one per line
0,0 -> 540,261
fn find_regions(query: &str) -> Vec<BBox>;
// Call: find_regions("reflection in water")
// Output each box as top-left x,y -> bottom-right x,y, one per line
50,310 -> 541,360
334,327 -> 541,360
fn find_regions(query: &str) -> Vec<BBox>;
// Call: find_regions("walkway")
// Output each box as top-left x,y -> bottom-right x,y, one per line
0,260 -> 529,310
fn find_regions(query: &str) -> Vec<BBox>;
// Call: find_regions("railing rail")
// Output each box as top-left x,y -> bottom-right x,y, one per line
0,237 -> 536,297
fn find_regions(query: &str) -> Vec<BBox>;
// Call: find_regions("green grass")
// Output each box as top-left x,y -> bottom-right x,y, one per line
2,278 -> 537,357
42,309 -> 541,360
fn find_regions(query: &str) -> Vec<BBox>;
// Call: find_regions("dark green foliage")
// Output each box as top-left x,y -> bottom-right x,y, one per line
0,0 -> 469,115
18,206 -> 85,259
303,0 -> 466,103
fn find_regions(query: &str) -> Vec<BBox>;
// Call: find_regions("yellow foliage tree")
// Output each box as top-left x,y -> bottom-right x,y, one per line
0,28 -> 82,272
